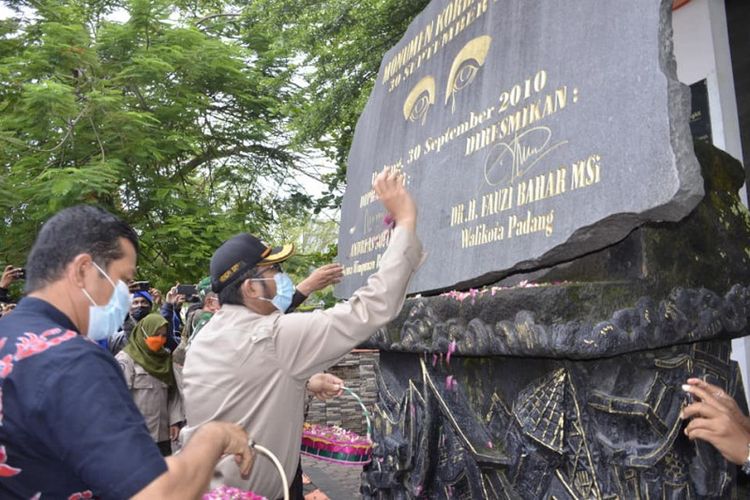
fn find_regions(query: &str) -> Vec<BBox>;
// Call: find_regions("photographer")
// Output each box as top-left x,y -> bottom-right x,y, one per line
161,284 -> 187,351
0,264 -> 23,303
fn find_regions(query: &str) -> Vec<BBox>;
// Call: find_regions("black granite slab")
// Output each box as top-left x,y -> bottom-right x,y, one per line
336,0 -> 703,297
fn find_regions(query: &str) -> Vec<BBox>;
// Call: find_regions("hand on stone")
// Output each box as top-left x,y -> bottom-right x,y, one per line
682,381 -> 750,465
373,168 -> 416,231
685,378 -> 750,434
296,263 -> 344,296
307,373 -> 343,401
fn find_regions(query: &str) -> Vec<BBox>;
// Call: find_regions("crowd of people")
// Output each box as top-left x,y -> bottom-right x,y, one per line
0,169 -> 749,498
0,169 -> 418,499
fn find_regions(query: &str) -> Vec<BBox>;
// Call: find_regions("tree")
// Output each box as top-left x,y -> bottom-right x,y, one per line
238,0 -> 429,211
0,0 -> 321,289
0,0 -> 428,292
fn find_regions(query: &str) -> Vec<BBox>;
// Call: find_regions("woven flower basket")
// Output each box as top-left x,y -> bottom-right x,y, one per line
300,387 -> 373,466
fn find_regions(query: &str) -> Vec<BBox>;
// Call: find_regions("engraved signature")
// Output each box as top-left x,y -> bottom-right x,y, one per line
483,126 -> 568,186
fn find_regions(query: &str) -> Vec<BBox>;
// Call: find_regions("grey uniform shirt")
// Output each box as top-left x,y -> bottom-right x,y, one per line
116,350 -> 183,442
182,226 -> 424,499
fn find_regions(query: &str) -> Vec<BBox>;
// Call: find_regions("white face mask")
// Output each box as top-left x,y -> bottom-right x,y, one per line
249,272 -> 295,313
81,261 -> 132,341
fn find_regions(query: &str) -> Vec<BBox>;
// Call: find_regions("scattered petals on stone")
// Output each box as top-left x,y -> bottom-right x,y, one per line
445,375 -> 457,391
440,281 -> 559,302
446,340 -> 457,365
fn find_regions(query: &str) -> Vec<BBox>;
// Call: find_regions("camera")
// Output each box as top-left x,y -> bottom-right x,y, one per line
15,268 -> 25,280
176,284 -> 197,297
129,280 -> 151,293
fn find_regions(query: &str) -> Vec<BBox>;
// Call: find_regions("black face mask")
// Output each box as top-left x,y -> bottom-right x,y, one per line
131,306 -> 152,322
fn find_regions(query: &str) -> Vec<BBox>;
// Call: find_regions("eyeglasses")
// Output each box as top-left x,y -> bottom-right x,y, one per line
252,263 -> 282,278
260,263 -> 282,273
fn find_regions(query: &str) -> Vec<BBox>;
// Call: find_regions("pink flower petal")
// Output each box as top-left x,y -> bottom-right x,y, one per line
446,340 -> 457,365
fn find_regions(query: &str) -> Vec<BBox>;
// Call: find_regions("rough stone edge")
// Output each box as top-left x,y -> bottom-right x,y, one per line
364,284 -> 750,359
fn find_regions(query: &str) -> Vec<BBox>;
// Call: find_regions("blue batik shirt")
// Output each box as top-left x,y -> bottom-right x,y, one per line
0,297 -> 167,499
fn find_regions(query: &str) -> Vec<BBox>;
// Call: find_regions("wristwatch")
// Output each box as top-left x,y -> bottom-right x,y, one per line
742,443 -> 750,475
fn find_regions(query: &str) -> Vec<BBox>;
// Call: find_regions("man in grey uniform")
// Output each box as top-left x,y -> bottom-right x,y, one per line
182,169 -> 424,499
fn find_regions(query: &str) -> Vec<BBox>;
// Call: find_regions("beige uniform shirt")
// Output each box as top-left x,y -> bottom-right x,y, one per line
116,350 -> 183,442
182,226 -> 424,499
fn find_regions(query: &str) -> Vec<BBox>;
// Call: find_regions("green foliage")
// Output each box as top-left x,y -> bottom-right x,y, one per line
0,0 -> 315,291
240,0 -> 429,210
270,212 -> 340,308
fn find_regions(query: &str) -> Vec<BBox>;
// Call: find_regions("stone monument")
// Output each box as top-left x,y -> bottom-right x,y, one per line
337,0 -> 702,297
335,0 -> 750,498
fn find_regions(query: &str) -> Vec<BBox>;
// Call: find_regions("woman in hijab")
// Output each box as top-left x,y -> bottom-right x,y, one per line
116,313 -> 183,456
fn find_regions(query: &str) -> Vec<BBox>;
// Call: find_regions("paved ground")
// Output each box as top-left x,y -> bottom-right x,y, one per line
301,455 -> 363,499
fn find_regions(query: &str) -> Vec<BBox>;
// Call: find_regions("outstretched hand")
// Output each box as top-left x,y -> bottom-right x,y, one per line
149,288 -> 163,306
307,373 -> 344,401
1,265 -> 19,289
296,263 -> 344,296
374,168 -> 416,231
212,422 -> 255,479
166,285 -> 185,306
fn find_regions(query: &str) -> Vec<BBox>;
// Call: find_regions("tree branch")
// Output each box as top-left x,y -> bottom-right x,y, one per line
181,143 -> 294,172
195,13 -> 241,26
89,115 -> 105,161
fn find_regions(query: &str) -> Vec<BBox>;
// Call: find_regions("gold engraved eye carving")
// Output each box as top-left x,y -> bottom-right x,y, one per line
403,76 -> 436,125
446,36 -> 491,113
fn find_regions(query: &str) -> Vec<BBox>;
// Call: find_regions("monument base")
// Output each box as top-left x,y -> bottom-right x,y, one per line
363,340 -> 747,499
360,144 -> 750,498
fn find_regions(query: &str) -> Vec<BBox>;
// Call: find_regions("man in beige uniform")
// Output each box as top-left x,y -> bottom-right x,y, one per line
183,169 -> 423,499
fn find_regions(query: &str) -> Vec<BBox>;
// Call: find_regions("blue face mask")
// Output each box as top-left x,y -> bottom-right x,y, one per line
81,262 -> 132,341
252,272 -> 295,313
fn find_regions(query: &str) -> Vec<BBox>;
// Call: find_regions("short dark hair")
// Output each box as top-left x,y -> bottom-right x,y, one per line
25,205 -> 139,293
217,267 -> 263,306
